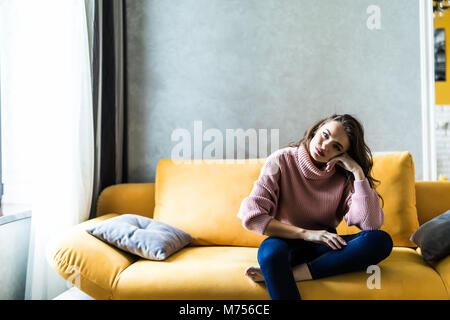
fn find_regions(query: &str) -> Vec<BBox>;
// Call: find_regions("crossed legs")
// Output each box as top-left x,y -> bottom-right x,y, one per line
245,230 -> 393,300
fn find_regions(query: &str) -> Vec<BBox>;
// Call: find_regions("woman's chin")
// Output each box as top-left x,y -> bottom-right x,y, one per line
310,152 -> 327,166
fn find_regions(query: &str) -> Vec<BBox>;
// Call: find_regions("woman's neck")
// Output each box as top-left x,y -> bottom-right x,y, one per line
297,143 -> 336,180
311,158 -> 326,169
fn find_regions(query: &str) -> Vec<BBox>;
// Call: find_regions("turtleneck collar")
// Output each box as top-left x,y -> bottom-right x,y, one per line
297,142 -> 336,180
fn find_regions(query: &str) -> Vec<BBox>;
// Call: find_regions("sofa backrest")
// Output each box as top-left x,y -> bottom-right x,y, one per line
153,152 -> 421,247
153,159 -> 266,246
415,181 -> 450,225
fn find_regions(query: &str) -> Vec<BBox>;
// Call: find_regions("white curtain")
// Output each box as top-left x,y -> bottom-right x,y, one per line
0,0 -> 94,299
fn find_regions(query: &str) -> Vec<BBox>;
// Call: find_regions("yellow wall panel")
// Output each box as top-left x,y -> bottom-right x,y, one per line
435,11 -> 450,104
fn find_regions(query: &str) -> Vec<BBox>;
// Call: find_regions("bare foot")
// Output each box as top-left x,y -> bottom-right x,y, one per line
244,266 -> 264,282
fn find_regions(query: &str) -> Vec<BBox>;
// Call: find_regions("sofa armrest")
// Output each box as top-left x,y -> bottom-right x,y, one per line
422,252 -> 450,298
96,183 -> 155,218
415,181 -> 450,225
46,214 -> 137,300
433,256 -> 450,298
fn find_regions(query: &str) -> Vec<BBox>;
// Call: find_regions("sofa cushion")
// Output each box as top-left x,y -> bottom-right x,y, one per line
300,247 -> 448,300
337,151 -> 420,247
113,246 -> 266,300
410,210 -> 450,261
154,159 -> 267,246
111,246 -> 448,300
86,214 -> 193,260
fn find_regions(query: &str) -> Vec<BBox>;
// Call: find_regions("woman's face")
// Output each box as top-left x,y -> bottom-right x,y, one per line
308,120 -> 350,165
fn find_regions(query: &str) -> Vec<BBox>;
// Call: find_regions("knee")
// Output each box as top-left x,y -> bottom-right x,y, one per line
373,230 -> 393,257
362,229 -> 393,260
257,238 -> 289,267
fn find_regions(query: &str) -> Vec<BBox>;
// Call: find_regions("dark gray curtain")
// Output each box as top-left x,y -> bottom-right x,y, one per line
89,0 -> 128,218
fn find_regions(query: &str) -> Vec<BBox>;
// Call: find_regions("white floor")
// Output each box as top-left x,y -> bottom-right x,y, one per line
53,287 -> 95,300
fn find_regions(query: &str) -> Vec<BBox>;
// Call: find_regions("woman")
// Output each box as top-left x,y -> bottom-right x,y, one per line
237,114 -> 393,300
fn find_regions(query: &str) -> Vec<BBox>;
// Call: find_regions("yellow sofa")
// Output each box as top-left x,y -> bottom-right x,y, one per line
47,152 -> 450,300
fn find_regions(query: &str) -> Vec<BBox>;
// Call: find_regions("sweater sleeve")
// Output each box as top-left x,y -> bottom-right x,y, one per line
236,154 -> 282,235
342,178 -> 384,230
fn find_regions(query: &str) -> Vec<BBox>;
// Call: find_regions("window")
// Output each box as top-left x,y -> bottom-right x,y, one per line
0,4 -> 33,216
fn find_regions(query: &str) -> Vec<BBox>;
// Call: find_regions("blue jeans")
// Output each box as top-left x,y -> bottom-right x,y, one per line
257,229 -> 393,300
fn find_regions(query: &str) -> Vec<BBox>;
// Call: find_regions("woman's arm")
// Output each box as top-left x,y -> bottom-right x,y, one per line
326,153 -> 384,230
343,179 -> 384,230
263,219 -> 306,238
264,219 -> 347,250
237,154 -> 282,234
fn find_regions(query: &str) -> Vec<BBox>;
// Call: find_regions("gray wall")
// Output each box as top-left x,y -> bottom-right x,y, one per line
125,0 -> 423,182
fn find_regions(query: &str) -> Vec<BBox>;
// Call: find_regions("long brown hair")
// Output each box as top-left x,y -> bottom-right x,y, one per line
282,114 -> 384,207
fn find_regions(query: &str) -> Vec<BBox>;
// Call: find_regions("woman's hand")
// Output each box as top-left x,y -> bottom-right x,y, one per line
303,229 -> 347,250
325,153 -> 365,180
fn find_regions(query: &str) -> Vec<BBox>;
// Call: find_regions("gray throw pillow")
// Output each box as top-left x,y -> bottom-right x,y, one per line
410,210 -> 450,261
86,214 -> 193,260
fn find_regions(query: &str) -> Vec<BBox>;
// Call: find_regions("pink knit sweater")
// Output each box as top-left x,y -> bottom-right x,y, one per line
237,142 -> 384,235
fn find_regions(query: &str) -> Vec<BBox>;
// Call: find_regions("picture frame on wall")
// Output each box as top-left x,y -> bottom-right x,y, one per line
435,28 -> 446,81
434,13 -> 450,105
